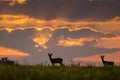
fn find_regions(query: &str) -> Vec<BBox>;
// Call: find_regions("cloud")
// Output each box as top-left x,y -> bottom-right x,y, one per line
0,16 -> 119,48
100,37 -> 120,48
44,28 -> 120,60
52,28 -> 117,47
57,38 -> 95,47
0,14 -> 120,36
0,27 -> 119,64
33,28 -> 52,49
59,28 -> 117,38
0,28 -> 37,54
0,0 -> 26,6
0,0 -> 120,20
0,46 -> 29,57
0,28 -> 47,64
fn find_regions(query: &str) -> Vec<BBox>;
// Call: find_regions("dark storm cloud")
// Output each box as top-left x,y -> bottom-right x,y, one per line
0,28 -> 37,55
0,0 -> 120,21
52,28 -> 117,39
82,39 -> 98,47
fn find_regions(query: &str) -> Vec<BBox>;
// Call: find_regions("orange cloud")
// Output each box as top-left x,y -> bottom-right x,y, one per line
93,16 -> 120,34
100,37 -> 120,48
58,37 -> 94,47
0,14 -> 120,34
1,0 -> 26,6
0,14 -> 120,50
0,47 -> 29,57
33,29 -> 52,49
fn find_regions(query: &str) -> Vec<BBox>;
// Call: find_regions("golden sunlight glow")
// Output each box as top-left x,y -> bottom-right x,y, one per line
34,37 -> 46,45
0,14 -> 120,34
0,47 -> 29,57
58,37 -> 94,47
0,14 -> 120,49
33,32 -> 52,49
17,0 -> 26,4
4,28 -> 13,33
7,0 -> 26,6
0,14 -> 29,24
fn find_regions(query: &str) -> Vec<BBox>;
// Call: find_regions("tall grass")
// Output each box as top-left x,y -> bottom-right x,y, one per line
0,65 -> 120,80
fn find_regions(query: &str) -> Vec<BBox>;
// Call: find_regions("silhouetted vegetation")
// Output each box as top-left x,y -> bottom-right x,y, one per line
0,55 -> 118,80
0,65 -> 120,80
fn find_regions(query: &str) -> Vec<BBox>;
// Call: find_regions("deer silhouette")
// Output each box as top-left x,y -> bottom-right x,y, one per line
100,55 -> 114,66
48,53 -> 64,66
0,57 -> 15,65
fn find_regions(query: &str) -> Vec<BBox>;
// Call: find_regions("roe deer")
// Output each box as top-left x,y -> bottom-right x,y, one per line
100,55 -> 114,66
48,53 -> 64,66
0,57 -> 15,65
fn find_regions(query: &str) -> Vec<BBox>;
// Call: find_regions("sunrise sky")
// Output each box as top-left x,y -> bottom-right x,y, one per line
0,0 -> 120,65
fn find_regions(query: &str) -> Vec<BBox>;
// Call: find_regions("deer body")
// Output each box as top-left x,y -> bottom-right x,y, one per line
48,53 -> 63,66
100,55 -> 114,66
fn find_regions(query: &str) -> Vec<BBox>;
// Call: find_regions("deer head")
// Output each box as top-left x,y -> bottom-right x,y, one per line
48,53 -> 53,57
100,55 -> 105,59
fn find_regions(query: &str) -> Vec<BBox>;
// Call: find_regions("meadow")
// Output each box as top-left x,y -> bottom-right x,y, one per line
0,65 -> 120,80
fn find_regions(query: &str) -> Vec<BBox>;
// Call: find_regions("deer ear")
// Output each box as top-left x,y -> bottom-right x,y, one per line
103,55 -> 105,57
100,55 -> 104,58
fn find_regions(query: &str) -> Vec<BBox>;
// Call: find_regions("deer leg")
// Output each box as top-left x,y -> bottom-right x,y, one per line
52,63 -> 55,66
60,62 -> 64,66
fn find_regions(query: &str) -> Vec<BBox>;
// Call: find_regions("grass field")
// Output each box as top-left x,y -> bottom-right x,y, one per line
0,65 -> 120,80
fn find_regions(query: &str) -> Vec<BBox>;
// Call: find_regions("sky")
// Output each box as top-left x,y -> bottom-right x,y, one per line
0,0 -> 120,65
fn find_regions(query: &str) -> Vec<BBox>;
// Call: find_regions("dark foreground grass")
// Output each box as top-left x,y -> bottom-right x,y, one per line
0,65 -> 120,80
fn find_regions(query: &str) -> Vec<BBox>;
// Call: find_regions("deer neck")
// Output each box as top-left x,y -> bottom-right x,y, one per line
101,57 -> 105,63
49,56 -> 52,61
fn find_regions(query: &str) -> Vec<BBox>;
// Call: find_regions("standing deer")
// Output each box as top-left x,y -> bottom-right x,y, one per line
48,53 -> 64,66
100,55 -> 114,66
